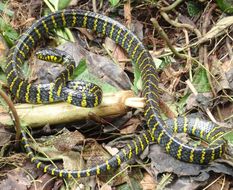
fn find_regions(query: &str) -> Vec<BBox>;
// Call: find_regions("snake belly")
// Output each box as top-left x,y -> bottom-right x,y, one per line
5,9 -> 225,178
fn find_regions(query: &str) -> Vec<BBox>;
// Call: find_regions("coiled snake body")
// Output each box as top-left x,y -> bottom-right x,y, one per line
5,10 -> 225,178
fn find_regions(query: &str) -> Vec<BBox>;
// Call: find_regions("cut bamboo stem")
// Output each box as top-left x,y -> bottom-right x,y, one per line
0,90 -> 145,128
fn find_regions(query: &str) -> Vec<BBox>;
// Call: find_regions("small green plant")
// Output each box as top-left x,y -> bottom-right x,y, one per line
187,1 -> 202,17
0,17 -> 18,46
44,0 -> 72,11
109,0 -> 120,7
216,0 -> 233,14
0,2 -> 17,46
0,2 -> 14,16
43,0 -> 74,43
192,68 -> 211,93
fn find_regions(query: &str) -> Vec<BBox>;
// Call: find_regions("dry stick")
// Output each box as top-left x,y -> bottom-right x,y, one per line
124,0 -> 132,28
153,6 -> 232,58
160,11 -> 202,39
226,37 -> 233,61
202,4 -> 223,121
153,7 -> 224,124
220,174 -> 226,190
160,0 -> 184,11
157,8 -> 202,60
150,17 -> 193,118
208,34 -> 227,58
185,80 -> 198,96
202,174 -> 224,190
183,29 -> 192,81
92,0 -> 97,13
99,0 -> 103,10
150,18 -> 186,59
0,90 -> 20,142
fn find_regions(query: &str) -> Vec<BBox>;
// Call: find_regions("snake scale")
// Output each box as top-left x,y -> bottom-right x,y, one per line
5,9 -> 225,178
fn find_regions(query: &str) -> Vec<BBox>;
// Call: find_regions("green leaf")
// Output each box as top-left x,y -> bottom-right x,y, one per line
73,59 -> 117,93
58,0 -> 72,9
22,61 -> 30,78
109,0 -> 120,7
72,59 -> 87,79
0,92 -> 9,113
44,0 -> 71,10
0,2 -> 14,17
132,64 -> 141,94
177,93 -> 189,114
216,0 -> 233,14
224,131 -> 233,144
0,70 -> 7,84
192,68 -> 211,93
47,0 -> 59,10
78,70 -> 117,93
187,1 -> 202,17
0,18 -> 18,46
43,0 -> 75,43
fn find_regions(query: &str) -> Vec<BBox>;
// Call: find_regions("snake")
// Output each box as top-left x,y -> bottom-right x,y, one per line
5,9 -> 225,178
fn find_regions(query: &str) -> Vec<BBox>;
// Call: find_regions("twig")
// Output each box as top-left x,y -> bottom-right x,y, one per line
0,90 -> 20,142
221,174 -> 226,190
183,28 -> 192,81
160,11 -> 202,39
124,0 -> 132,28
203,174 -> 223,190
92,0 -> 97,13
202,4 -> 223,121
150,18 -> 186,59
160,0 -> 184,11
208,34 -> 227,57
226,37 -> 233,61
185,80 -> 198,95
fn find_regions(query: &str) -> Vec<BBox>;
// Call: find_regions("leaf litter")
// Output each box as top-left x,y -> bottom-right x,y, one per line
0,0 -> 233,189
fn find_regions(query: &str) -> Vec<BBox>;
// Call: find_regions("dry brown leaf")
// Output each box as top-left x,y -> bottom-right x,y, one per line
79,28 -> 94,40
0,169 -> 31,190
100,184 -> 112,190
140,173 -> 157,190
53,130 -> 85,151
215,102 -> 233,120
211,57 -> 233,94
159,100 -> 176,119
82,141 -> 111,168
105,37 -> 128,69
28,174 -> 55,190
0,125 -> 12,147
111,46 -> 128,69
0,35 -> 9,59
120,117 -> 140,134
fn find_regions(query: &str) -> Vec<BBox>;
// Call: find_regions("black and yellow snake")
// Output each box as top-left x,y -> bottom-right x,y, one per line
5,9 -> 225,178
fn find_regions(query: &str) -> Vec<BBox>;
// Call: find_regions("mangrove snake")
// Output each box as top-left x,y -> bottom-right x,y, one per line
5,10 -> 225,178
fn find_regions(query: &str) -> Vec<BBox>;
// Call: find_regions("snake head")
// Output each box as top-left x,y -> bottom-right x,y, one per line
35,48 -> 69,64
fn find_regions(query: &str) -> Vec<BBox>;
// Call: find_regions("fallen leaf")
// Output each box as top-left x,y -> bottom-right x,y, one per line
140,173 -> 157,190
0,168 -> 31,190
